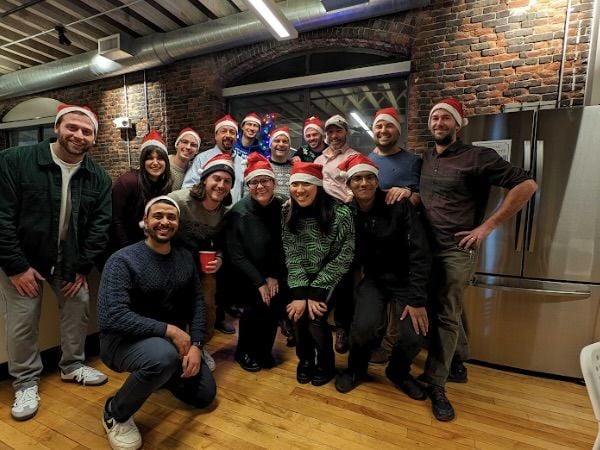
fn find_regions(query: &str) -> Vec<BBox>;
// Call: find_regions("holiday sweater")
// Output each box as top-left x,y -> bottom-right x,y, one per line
282,201 -> 355,301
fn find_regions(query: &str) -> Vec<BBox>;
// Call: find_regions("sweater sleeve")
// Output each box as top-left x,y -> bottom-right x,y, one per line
187,256 -> 206,345
309,205 -> 355,301
97,253 -> 168,338
282,209 -> 310,300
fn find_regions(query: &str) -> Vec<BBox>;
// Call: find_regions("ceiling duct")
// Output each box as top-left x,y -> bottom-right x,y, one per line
0,0 -> 429,101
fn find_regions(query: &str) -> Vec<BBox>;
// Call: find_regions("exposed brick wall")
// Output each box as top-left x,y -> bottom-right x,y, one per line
0,0 -> 594,173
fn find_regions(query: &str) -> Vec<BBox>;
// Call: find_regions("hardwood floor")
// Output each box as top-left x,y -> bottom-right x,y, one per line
0,329 -> 596,449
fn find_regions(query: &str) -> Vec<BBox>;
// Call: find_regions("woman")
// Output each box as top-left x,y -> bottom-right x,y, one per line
225,152 -> 287,372
282,162 -> 355,386
111,130 -> 173,248
169,153 -> 236,372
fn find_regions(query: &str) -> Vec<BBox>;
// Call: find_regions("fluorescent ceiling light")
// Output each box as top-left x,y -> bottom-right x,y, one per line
245,0 -> 298,41
351,112 -> 374,138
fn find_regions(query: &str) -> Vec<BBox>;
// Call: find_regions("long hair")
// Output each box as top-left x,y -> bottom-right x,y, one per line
138,146 -> 173,204
285,186 -> 335,234
189,176 -> 233,207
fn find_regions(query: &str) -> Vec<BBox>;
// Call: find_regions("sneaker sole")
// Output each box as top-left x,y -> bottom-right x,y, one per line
61,377 -> 108,386
12,409 -> 38,421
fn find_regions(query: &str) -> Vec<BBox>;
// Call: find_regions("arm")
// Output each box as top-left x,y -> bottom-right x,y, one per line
457,179 -> 537,249
282,211 -> 311,300
187,255 -> 207,347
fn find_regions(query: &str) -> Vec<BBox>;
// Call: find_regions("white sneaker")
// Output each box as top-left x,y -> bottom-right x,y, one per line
61,365 -> 108,386
11,385 -> 40,421
103,411 -> 142,450
202,349 -> 216,372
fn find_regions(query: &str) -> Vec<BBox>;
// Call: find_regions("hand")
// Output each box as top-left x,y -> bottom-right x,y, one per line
181,345 -> 202,378
291,156 -> 301,164
9,267 -> 45,297
204,256 -> 222,274
384,187 -> 411,205
258,284 -> 271,305
400,305 -> 429,336
307,299 -> 327,320
60,273 -> 88,298
166,324 -> 191,358
286,300 -> 306,322
266,277 -> 279,298
455,224 -> 493,250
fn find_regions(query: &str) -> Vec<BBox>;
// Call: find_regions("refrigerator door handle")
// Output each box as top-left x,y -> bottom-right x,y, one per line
516,140 -> 533,252
473,275 -> 591,299
527,140 -> 543,253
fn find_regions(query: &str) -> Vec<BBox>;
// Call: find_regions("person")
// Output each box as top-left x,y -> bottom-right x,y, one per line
182,115 -> 245,202
169,153 -> 237,370
111,130 -> 173,249
98,196 -> 216,450
283,162 -> 355,387
294,116 -> 327,162
367,107 -> 422,364
420,97 -> 537,421
268,126 -> 294,197
170,127 -> 200,190
334,154 -> 430,400
225,153 -> 287,372
234,112 -> 265,159
314,114 -> 360,354
0,103 -> 111,421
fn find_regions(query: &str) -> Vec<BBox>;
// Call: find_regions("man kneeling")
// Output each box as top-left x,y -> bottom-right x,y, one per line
335,154 -> 431,399
97,196 -> 216,450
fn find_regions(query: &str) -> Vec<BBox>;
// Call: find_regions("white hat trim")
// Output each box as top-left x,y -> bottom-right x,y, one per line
347,163 -> 379,179
141,139 -> 168,154
175,131 -> 201,148
289,173 -> 323,186
373,113 -> 400,132
215,120 -> 238,133
303,124 -> 324,136
245,168 -> 275,183
430,104 -> 469,127
271,130 -> 290,141
55,107 -> 98,133
242,115 -> 261,126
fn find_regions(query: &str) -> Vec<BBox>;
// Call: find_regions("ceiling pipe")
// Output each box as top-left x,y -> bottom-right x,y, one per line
0,0 -> 428,101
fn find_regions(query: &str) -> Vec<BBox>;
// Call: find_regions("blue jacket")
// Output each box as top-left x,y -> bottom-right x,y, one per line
0,138 -> 112,281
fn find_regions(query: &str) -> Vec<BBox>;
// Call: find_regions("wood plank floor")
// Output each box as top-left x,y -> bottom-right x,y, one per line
0,327 -> 596,449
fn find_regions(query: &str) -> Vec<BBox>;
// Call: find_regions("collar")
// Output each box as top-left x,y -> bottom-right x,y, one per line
431,139 -> 463,157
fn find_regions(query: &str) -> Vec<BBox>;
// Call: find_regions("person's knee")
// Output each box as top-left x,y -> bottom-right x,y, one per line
189,371 -> 217,408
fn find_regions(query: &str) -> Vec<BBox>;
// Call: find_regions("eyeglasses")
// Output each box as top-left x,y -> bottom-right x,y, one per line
179,139 -> 198,148
349,173 -> 377,184
247,178 -> 274,188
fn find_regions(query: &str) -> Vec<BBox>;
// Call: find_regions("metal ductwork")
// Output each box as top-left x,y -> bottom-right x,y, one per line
0,0 -> 428,101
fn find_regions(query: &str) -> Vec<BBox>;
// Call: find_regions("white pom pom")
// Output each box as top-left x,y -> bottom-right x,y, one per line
340,170 -> 348,178
462,118 -> 469,127
138,220 -> 144,229
198,167 -> 204,175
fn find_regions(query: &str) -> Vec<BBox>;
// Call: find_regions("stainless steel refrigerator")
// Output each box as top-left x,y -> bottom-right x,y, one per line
459,105 -> 600,378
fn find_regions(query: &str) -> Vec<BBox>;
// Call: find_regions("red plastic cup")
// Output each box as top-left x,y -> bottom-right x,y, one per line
199,251 -> 217,273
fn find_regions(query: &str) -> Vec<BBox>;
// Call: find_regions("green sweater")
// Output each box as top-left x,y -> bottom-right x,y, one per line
282,201 -> 355,301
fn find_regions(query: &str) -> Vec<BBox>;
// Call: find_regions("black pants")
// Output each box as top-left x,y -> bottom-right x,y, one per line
331,269 -> 355,332
348,277 -> 424,377
236,296 -> 282,360
294,307 -> 334,371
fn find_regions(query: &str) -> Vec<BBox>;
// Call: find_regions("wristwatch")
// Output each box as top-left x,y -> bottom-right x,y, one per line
191,341 -> 203,350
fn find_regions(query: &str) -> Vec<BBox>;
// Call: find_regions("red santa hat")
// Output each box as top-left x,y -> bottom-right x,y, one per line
289,161 -> 323,186
215,115 -> 238,134
242,112 -> 261,127
140,130 -> 168,155
429,97 -> 469,127
373,107 -> 401,132
338,153 -> 379,181
199,153 -> 235,182
303,116 -> 324,137
175,127 -> 201,148
244,152 -> 275,182
55,104 -> 99,135
270,126 -> 290,142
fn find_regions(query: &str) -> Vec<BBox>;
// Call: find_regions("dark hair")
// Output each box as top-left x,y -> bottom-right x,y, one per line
138,146 -> 173,204
285,186 -> 335,234
189,178 -> 233,207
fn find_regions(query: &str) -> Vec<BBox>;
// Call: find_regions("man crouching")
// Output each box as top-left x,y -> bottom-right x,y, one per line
97,196 -> 216,450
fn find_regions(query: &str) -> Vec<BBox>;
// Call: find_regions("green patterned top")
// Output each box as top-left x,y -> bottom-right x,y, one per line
282,201 -> 355,301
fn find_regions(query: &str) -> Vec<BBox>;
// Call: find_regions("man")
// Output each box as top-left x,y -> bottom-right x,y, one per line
294,116 -> 327,162
0,103 -> 112,421
182,115 -> 245,202
420,98 -> 537,422
367,107 -> 422,364
98,196 -> 216,450
234,112 -> 265,159
170,127 -> 201,190
268,126 -> 294,197
335,154 -> 430,399
314,114 -> 360,354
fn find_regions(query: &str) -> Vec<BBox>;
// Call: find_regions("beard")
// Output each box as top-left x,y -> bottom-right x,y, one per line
145,226 -> 173,244
375,136 -> 399,153
433,133 -> 453,146
58,134 -> 91,157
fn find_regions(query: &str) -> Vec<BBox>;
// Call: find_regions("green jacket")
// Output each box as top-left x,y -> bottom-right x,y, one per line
0,139 -> 112,282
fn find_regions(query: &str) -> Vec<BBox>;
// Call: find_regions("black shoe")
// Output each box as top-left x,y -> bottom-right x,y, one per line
257,354 -> 277,369
335,370 -> 361,393
428,385 -> 455,421
385,367 -> 427,401
286,335 -> 296,347
311,366 -> 335,386
215,320 -> 235,334
448,359 -> 468,383
226,306 -> 243,318
296,360 -> 314,384
334,328 -> 348,354
235,353 -> 261,372
280,319 -> 294,338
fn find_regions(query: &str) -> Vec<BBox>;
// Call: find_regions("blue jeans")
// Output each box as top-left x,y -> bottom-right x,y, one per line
100,336 -> 216,422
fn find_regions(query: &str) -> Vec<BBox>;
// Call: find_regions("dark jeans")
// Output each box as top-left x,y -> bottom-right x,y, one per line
348,277 -> 424,377
236,294 -> 284,360
101,336 -> 217,422
294,307 -> 334,371
331,269 -> 356,332
425,246 -> 477,387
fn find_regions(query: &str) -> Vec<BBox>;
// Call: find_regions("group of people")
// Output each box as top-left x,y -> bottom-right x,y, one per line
0,97 -> 537,450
